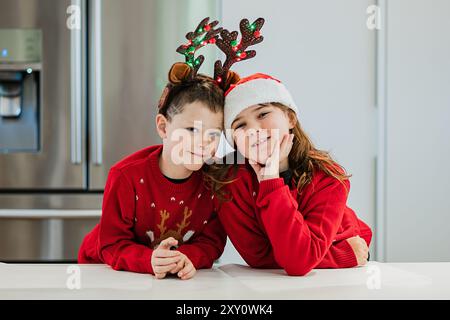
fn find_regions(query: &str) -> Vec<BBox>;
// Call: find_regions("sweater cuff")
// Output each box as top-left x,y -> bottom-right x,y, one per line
332,239 -> 358,268
257,178 -> 286,200
144,251 -> 154,275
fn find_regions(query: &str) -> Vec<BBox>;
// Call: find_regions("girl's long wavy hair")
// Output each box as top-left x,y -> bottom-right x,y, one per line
205,102 -> 352,201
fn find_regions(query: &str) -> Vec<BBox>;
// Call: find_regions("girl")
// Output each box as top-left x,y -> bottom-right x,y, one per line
78,62 -> 227,280
216,73 -> 372,276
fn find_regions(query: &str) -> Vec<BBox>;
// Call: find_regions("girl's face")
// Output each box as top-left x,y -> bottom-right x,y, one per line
231,104 -> 295,165
157,101 -> 223,172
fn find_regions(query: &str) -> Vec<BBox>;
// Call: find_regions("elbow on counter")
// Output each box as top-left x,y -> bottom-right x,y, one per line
242,255 -> 280,269
282,259 -> 319,276
284,265 -> 314,276
275,246 -> 326,276
246,256 -> 315,276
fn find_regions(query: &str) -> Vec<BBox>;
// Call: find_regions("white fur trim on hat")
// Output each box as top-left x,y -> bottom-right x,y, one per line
224,76 -> 298,146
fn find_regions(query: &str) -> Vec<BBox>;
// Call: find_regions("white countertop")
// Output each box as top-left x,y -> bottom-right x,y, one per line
0,261 -> 449,299
0,209 -> 101,218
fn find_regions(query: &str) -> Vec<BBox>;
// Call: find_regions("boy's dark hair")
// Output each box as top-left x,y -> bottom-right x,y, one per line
158,74 -> 224,121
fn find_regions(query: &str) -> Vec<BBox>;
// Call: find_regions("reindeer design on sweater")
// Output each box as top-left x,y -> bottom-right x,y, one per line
146,206 -> 196,249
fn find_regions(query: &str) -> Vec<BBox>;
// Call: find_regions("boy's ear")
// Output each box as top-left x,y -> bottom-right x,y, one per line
155,114 -> 169,139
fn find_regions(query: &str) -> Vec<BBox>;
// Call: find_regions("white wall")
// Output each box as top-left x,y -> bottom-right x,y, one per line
385,0 -> 450,262
220,0 -> 377,264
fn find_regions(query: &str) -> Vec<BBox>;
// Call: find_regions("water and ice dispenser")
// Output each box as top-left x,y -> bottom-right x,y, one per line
0,29 -> 41,152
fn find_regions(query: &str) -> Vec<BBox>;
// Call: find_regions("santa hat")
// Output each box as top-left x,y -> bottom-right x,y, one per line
224,73 -> 298,145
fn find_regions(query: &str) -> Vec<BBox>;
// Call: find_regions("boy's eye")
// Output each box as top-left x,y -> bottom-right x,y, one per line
186,127 -> 199,133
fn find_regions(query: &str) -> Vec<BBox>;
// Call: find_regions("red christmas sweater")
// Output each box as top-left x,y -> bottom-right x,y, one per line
78,145 -> 227,274
217,165 -> 372,276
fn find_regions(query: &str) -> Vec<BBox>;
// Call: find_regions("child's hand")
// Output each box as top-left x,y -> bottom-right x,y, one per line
279,133 -> 294,166
250,133 -> 294,182
151,237 -> 182,279
169,252 -> 197,280
346,235 -> 369,266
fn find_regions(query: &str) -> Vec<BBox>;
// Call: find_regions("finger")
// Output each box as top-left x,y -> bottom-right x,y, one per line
158,237 -> 178,250
264,140 -> 280,177
279,133 -> 290,151
265,134 -> 280,165
358,252 -> 368,264
271,138 -> 281,163
154,263 -> 178,274
270,135 -> 280,157
170,258 -> 185,274
153,255 -> 182,266
360,240 -> 369,251
178,261 -> 194,278
286,134 -> 294,153
180,267 -> 196,280
355,236 -> 365,243
359,247 -> 369,255
159,237 -> 178,248
279,133 -> 293,159
154,272 -> 166,279
154,249 -> 181,258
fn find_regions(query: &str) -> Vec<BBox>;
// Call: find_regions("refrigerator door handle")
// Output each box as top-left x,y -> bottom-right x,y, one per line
90,0 -> 103,166
69,0 -> 83,165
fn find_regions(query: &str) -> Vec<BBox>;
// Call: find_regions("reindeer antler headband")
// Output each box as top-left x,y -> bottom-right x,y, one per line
158,17 -> 265,109
176,17 -> 223,79
174,17 -> 265,86
214,18 -> 265,87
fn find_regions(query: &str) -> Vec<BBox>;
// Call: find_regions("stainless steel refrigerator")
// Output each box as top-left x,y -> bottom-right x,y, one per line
0,0 -> 220,261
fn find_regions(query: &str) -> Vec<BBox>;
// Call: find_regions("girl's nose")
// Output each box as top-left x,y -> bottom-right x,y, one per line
247,127 -> 261,137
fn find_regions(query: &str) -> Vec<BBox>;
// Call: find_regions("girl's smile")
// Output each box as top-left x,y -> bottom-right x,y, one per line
251,135 -> 270,148
231,104 -> 294,166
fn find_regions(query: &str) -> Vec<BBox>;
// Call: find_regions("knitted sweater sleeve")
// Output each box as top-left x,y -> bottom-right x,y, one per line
256,175 -> 354,276
217,171 -> 279,268
97,168 -> 154,274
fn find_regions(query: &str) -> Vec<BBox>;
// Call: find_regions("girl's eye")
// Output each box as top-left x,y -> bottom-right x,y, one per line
186,127 -> 199,133
235,123 -> 245,130
258,112 -> 269,119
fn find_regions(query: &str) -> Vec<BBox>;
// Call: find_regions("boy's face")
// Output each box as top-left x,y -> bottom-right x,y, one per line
231,104 -> 294,166
160,101 -> 223,171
